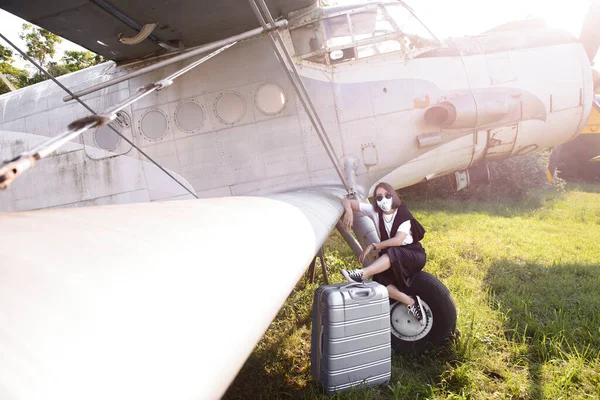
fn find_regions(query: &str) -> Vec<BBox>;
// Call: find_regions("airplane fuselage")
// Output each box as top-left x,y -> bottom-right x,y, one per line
0,2 -> 593,211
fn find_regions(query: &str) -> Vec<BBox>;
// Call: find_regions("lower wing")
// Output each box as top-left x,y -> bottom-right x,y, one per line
0,188 -> 345,400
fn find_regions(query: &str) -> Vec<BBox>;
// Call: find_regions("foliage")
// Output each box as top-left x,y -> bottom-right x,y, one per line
25,51 -> 104,85
61,50 -> 105,72
0,43 -> 29,94
19,23 -> 62,68
403,151 -> 563,203
551,135 -> 600,183
1,26 -> 104,92
0,44 -> 13,62
225,185 -> 600,399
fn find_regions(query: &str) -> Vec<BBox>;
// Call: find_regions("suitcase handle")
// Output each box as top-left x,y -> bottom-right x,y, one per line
320,329 -> 324,356
342,282 -> 369,289
347,287 -> 377,301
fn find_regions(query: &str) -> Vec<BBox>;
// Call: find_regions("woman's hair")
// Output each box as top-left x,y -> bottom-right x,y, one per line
371,182 -> 402,214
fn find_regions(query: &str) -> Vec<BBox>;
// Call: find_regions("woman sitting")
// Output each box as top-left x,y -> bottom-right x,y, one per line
341,182 -> 427,325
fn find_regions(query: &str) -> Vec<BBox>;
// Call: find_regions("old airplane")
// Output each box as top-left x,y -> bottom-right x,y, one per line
1,0 -> 599,398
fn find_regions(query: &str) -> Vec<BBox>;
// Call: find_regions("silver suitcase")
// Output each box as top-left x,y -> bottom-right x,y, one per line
311,281 -> 391,394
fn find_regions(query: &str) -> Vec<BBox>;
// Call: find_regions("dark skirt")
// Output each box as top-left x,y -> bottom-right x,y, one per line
372,242 -> 426,289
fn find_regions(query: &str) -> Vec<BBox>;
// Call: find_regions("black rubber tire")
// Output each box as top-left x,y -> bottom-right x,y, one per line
391,271 -> 457,354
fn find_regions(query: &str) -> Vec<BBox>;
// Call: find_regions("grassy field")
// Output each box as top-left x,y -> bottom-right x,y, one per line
225,184 -> 600,399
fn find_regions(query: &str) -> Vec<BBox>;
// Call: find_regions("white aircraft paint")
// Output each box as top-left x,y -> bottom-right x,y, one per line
0,1 -> 594,209
0,2 -> 596,399
0,190 -> 344,400
0,131 -> 195,211
0,12 -> 592,210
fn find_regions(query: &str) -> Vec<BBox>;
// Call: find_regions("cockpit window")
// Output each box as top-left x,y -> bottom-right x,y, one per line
290,22 -> 324,56
323,15 -> 352,48
351,8 -> 394,40
385,4 -> 438,51
289,1 -> 439,65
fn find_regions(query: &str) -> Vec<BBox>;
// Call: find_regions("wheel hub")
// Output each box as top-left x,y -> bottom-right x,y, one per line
390,300 -> 433,341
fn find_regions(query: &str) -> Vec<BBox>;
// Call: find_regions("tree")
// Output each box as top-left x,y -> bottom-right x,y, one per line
0,43 -> 29,95
19,23 -> 62,83
19,23 -> 62,68
61,50 -> 105,72
0,44 -> 13,63
1,27 -> 104,94
26,50 -> 105,84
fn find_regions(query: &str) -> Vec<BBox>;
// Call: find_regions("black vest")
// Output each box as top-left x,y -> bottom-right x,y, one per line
378,202 -> 425,242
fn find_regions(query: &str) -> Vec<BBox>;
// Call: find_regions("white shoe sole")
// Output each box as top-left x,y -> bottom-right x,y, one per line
415,295 -> 426,326
341,269 -> 361,283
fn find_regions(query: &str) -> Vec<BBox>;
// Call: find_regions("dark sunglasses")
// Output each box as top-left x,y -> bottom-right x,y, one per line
375,193 -> 393,202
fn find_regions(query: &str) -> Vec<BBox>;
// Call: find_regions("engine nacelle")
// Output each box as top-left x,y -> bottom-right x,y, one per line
424,89 -> 543,130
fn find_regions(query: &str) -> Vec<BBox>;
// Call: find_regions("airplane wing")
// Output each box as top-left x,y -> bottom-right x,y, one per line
0,0 -> 316,62
0,188 -> 345,400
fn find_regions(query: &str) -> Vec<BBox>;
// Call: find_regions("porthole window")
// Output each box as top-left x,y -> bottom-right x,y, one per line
93,125 -> 121,151
215,92 -> 246,124
139,109 -> 169,140
255,83 -> 287,116
175,101 -> 205,133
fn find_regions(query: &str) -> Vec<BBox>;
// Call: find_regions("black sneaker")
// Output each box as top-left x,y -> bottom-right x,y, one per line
341,269 -> 364,283
407,295 -> 426,326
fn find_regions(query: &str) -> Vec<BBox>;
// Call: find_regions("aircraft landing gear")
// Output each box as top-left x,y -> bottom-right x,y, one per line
338,207 -> 457,354
389,271 -> 457,354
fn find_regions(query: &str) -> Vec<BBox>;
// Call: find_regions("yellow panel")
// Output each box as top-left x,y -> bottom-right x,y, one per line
581,106 -> 600,134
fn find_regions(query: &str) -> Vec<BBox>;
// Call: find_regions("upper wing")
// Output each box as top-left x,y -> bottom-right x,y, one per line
0,0 -> 316,62
0,187 -> 344,400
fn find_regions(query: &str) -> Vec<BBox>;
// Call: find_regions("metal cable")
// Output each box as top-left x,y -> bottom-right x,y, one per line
248,0 -> 351,193
272,31 -> 343,178
257,1 -> 344,179
0,32 -> 202,198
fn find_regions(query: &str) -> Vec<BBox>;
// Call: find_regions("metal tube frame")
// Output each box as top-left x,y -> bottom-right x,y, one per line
248,0 -> 351,193
62,20 -> 288,102
0,34 -> 234,193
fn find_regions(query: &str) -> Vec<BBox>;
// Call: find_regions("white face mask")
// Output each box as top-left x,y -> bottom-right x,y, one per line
377,196 -> 393,212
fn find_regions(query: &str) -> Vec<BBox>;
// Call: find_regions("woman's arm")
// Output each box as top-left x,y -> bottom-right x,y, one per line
373,231 -> 407,251
341,198 -> 361,230
359,231 -> 406,264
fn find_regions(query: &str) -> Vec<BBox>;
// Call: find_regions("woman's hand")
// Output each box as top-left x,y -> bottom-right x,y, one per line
341,198 -> 354,230
342,209 -> 354,230
359,244 -> 375,264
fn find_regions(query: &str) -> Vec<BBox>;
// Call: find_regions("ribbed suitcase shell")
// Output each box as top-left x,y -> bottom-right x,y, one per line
311,281 -> 391,393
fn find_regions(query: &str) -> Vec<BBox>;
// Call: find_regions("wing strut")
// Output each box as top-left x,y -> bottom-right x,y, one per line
62,20 -> 288,102
0,34 -> 234,193
248,0 -> 352,195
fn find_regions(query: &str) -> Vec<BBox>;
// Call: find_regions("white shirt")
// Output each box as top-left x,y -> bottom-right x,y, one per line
359,203 -> 413,245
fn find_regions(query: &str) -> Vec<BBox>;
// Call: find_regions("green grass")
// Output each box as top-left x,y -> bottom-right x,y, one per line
225,185 -> 600,399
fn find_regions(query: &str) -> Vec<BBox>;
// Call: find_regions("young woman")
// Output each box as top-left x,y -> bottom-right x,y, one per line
341,182 -> 427,325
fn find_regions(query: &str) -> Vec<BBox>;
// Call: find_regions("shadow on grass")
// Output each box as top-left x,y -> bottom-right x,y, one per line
484,259 -> 600,398
225,262 -> 462,399
222,311 -> 318,399
225,329 -> 460,400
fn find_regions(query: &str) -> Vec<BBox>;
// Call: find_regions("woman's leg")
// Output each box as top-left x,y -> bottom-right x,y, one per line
361,254 -> 392,278
386,284 -> 414,306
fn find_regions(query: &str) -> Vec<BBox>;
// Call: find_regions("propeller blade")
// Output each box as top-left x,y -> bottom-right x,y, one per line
580,0 -> 600,62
